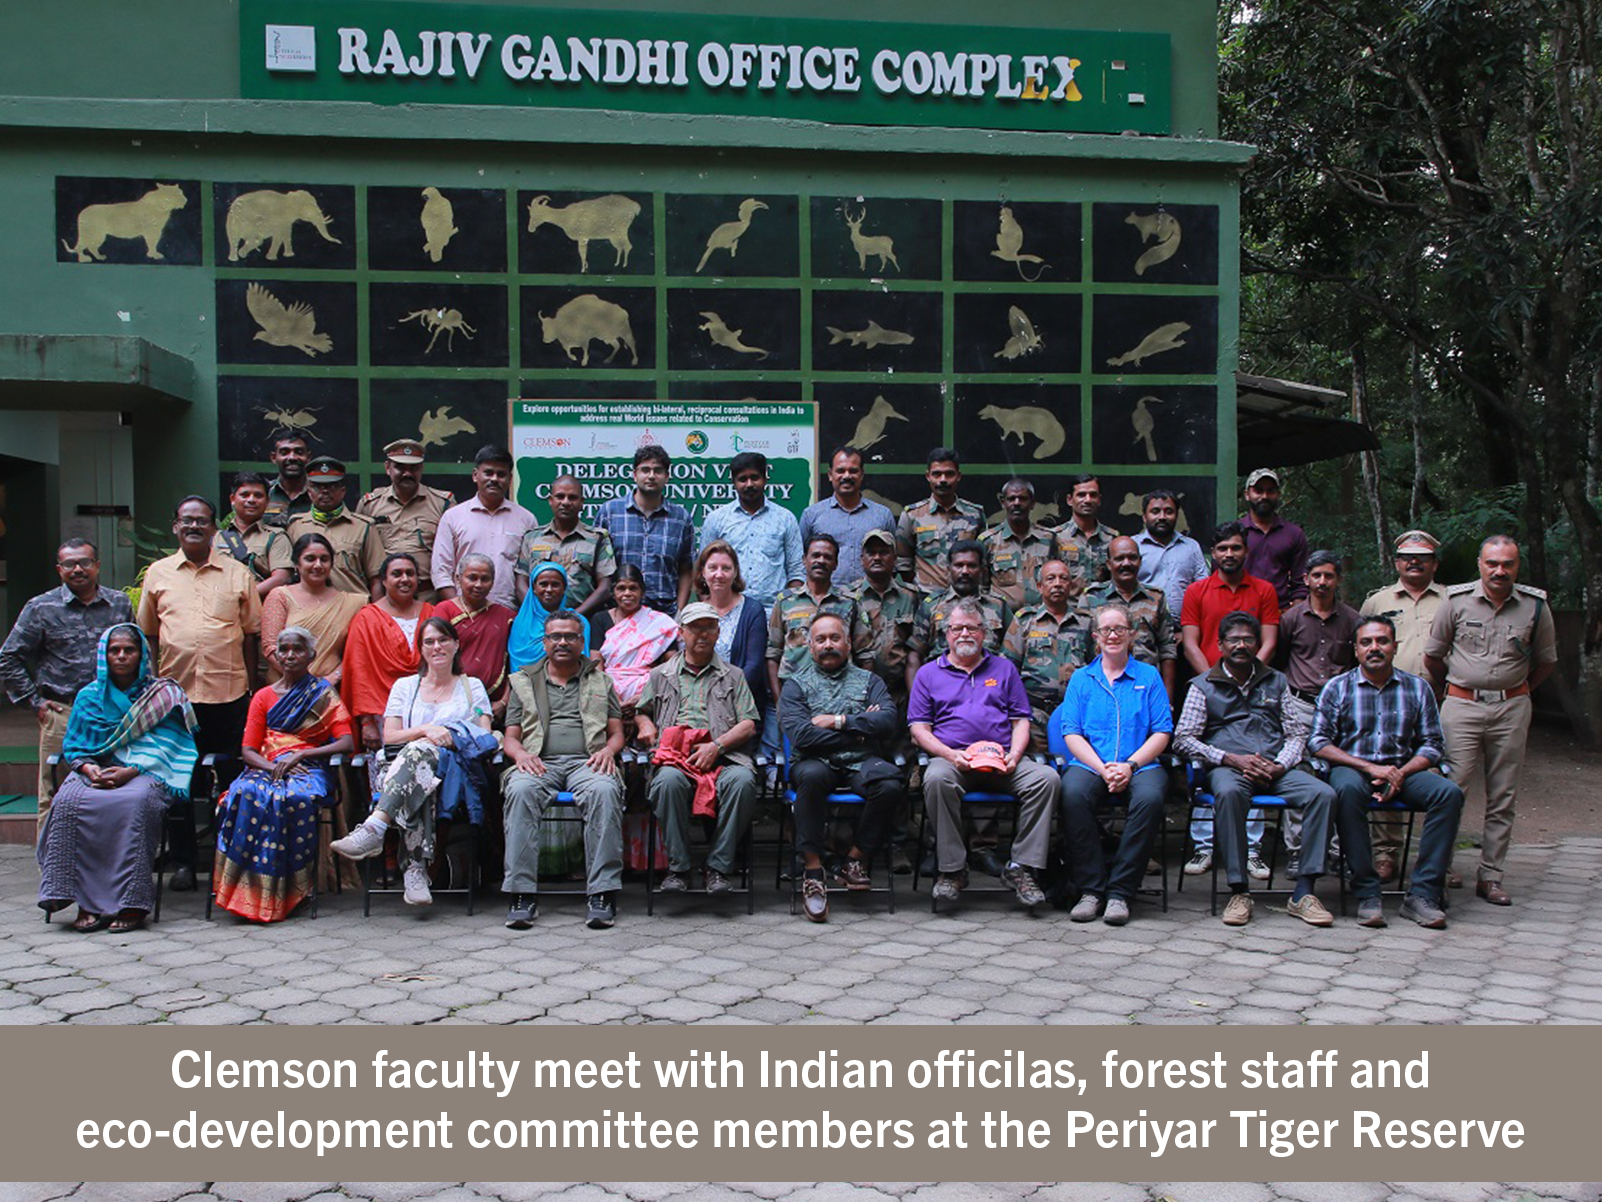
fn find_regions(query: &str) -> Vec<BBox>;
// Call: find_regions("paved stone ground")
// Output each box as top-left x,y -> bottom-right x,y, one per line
4,1182 -> 1599,1202
2,836 -> 1600,1027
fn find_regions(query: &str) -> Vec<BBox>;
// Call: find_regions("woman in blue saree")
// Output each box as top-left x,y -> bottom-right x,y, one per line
508,561 -> 590,671
37,624 -> 198,933
213,626 -> 354,922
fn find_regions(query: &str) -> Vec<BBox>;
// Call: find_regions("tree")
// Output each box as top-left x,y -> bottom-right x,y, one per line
1221,0 -> 1602,736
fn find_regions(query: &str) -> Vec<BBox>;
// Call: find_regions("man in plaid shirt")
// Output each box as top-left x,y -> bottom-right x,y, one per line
1310,614 -> 1464,930
595,444 -> 695,616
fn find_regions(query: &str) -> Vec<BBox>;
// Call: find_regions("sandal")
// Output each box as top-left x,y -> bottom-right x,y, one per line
71,911 -> 111,933
39,898 -> 73,915
109,911 -> 147,934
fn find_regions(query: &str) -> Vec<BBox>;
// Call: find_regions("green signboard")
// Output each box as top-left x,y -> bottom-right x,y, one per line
512,399 -> 818,526
242,1 -> 1171,134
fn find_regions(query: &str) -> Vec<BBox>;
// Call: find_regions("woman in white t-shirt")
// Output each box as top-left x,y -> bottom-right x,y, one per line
332,616 -> 492,906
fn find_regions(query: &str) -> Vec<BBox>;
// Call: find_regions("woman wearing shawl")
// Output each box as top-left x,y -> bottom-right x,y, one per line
212,626 -> 354,922
431,552 -> 515,717
508,561 -> 590,672
260,533 -> 366,687
594,563 -> 679,709
341,553 -> 434,755
38,624 -> 198,933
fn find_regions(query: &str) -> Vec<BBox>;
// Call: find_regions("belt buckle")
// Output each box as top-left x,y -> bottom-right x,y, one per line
1476,688 -> 1507,703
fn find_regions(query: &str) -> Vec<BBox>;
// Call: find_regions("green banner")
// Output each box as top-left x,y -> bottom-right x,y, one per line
242,1 -> 1171,134
512,399 -> 817,526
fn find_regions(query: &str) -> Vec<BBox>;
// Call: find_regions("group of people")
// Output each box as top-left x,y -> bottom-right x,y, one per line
0,434 -> 1556,935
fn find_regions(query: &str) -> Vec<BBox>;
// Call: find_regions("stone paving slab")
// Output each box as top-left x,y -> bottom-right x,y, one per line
2,1184 -> 1598,1202
2,839 -> 1599,1026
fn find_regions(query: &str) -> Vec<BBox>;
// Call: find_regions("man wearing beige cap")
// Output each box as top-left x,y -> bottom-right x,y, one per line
1362,528 -> 1448,883
358,438 -> 454,603
635,601 -> 761,896
1240,467 -> 1308,607
1425,536 -> 1558,906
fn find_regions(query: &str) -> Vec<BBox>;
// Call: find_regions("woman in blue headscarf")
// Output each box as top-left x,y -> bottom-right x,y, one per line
38,623 -> 198,932
507,561 -> 590,672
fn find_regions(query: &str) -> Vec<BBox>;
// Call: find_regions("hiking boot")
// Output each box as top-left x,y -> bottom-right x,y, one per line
585,892 -> 616,930
1399,893 -> 1448,929
1103,896 -> 1131,926
1356,897 -> 1387,928
1069,893 -> 1101,923
1222,893 -> 1253,926
1247,852 -> 1271,881
331,820 -> 387,861
704,868 -> 733,895
505,894 -> 537,929
801,876 -> 829,923
658,871 -> 688,893
1000,864 -> 1046,908
402,862 -> 433,906
931,873 -> 964,903
1285,894 -> 1334,927
1183,849 -> 1212,875
836,858 -> 872,892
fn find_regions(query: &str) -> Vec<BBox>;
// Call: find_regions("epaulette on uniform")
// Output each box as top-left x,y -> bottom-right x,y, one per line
1447,581 -> 1478,596
1514,582 -> 1548,600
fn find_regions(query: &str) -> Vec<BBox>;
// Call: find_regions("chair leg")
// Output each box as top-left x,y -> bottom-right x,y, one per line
465,823 -> 477,917
646,807 -> 658,916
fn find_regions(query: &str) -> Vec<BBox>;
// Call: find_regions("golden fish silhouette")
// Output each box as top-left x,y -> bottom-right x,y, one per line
826,320 -> 915,348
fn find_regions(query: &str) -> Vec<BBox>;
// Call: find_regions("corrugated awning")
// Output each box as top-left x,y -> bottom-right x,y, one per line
1236,371 -> 1379,467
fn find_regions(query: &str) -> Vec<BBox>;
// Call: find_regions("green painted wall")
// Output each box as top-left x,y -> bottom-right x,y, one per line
0,0 -> 1245,561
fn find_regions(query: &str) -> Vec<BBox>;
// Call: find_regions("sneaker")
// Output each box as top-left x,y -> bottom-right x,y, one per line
1285,894 -> 1334,927
1356,897 -> 1387,928
585,892 -> 616,930
1000,864 -> 1046,908
1247,853 -> 1271,881
836,858 -> 872,892
658,871 -> 688,893
402,862 -> 433,906
505,894 -> 537,929
1398,893 -> 1448,929
1284,853 -> 1300,878
1070,893 -> 1101,923
704,868 -> 733,895
801,876 -> 829,923
1103,896 -> 1131,926
331,820 -> 387,861
1222,892 -> 1253,926
931,873 -> 963,903
1183,849 -> 1212,875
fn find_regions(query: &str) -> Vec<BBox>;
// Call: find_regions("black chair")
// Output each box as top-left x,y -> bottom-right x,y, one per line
1178,761 -> 1293,916
44,753 -> 181,925
1052,754 -> 1171,914
773,736 -> 896,915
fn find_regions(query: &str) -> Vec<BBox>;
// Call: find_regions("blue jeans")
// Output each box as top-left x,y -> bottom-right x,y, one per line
1328,765 -> 1463,901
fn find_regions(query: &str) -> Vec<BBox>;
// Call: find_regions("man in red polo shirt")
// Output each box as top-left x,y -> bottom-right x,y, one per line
1180,519 -> 1282,878
1182,521 -> 1280,674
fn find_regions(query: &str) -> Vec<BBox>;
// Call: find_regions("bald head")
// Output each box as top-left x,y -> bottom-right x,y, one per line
1107,535 -> 1141,586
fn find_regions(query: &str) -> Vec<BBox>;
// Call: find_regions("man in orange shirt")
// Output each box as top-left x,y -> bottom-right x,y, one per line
137,495 -> 261,890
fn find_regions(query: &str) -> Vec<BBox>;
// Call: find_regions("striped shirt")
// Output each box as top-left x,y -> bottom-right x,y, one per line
1308,666 -> 1443,767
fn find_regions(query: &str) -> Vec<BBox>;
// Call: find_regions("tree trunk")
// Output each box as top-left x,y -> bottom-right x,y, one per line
1409,344 -> 1426,526
1350,341 -> 1390,571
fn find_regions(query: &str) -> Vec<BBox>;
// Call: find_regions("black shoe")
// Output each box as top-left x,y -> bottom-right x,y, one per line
168,865 -> 196,892
704,868 -> 734,895
919,849 -> 937,877
585,892 -> 616,930
968,847 -> 1006,878
890,845 -> 913,876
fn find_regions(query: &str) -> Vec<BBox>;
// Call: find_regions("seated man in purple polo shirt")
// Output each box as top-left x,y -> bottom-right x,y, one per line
908,597 -> 1059,908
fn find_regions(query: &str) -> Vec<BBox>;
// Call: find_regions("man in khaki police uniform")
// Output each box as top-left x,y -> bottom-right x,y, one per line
357,438 -> 454,603
1424,535 -> 1557,907
286,456 -> 386,599
1361,528 -> 1449,882
215,471 -> 292,600
515,472 -> 617,615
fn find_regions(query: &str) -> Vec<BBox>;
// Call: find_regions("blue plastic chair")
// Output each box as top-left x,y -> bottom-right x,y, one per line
775,732 -> 896,914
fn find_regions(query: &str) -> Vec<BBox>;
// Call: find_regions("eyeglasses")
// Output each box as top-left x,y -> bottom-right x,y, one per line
420,637 -> 455,648
57,558 -> 95,570
544,631 -> 582,642
1098,625 -> 1132,637
1221,634 -> 1257,646
176,518 -> 214,529
946,622 -> 984,633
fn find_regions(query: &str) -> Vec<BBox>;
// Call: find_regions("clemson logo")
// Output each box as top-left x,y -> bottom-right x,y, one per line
984,677 -> 999,687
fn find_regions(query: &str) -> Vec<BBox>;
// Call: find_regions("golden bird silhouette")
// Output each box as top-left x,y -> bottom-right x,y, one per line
246,283 -> 332,357
696,198 -> 767,273
1132,395 -> 1162,461
418,405 -> 477,449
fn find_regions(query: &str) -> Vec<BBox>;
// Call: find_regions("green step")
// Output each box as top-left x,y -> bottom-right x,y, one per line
0,795 -> 39,815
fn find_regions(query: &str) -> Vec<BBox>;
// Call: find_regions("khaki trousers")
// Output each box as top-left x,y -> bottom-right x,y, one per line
1441,693 -> 1531,883
35,703 -> 71,843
